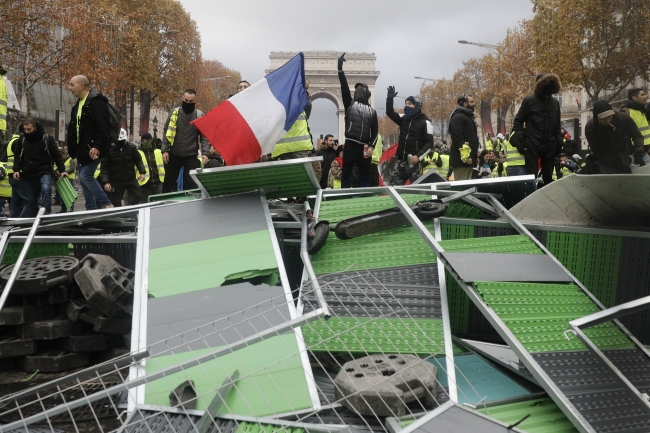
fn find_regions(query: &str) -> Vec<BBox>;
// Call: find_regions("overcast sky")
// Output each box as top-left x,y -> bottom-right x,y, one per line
179,0 -> 534,140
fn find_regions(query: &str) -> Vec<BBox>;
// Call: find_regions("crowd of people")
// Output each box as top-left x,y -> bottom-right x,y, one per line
0,61 -> 649,217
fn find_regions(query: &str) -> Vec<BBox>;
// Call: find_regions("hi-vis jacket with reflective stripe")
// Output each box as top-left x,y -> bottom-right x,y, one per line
6,133 -> 20,174
504,132 -> 525,166
136,149 -> 165,186
628,108 -> 650,148
271,111 -> 313,158
0,78 -> 7,131
63,157 -> 76,180
0,162 -> 11,198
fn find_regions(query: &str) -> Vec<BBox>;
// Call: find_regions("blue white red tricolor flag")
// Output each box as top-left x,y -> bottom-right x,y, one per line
193,53 -> 308,166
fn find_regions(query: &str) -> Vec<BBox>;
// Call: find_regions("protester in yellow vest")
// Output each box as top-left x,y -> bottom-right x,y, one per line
370,134 -> 383,186
328,147 -> 343,189
621,88 -> 650,166
504,131 -> 526,177
54,146 -> 77,212
0,161 -> 11,217
137,133 -> 166,202
0,65 -> 9,144
6,132 -> 27,217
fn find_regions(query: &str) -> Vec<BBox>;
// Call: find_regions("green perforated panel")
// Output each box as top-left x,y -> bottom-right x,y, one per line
195,161 -> 317,199
443,201 -> 483,219
546,232 -> 621,308
474,282 -> 635,353
477,398 -> 578,433
318,194 -> 423,225
2,243 -> 71,265
311,224 -> 437,275
236,421 -> 304,433
439,235 -> 542,254
302,317 -> 445,356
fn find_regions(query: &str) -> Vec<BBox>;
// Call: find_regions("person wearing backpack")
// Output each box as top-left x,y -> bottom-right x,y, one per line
67,75 -> 114,210
161,89 -> 211,193
12,118 -> 67,218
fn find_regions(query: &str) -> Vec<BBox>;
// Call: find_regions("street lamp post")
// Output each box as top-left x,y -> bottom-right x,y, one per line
153,116 -> 158,139
458,40 -> 499,53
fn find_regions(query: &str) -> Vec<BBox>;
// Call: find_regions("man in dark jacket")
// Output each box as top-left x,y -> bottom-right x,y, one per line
448,93 -> 479,180
584,100 -> 644,174
67,75 -> 114,210
100,129 -> 146,207
386,87 -> 433,185
338,53 -> 378,188
161,89 -> 211,193
12,118 -> 67,217
620,88 -> 650,165
513,73 -> 563,185
139,133 -> 165,203
313,134 -> 338,189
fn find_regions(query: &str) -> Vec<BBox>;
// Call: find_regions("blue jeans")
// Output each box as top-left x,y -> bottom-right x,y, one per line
78,160 -> 111,210
40,175 -> 52,215
22,175 -> 51,218
506,165 -> 527,177
9,177 -> 27,218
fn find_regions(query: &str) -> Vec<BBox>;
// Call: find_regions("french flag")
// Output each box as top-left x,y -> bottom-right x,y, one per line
193,53 -> 308,166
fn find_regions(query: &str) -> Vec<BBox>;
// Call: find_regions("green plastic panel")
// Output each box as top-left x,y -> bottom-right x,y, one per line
195,161 -> 317,199
318,194 -> 423,225
145,334 -> 312,416
474,282 -> 635,353
55,177 -> 78,210
148,189 -> 202,202
440,222 -> 475,242
439,235 -> 543,254
478,398 -> 578,433
148,230 -> 277,298
546,232 -> 621,308
310,225 -> 436,275
439,224 -> 474,334
235,421 -> 304,433
1,243 -> 70,265
443,201 -> 483,219
302,317 -> 445,356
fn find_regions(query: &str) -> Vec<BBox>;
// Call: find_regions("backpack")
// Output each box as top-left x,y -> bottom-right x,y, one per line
86,95 -> 121,145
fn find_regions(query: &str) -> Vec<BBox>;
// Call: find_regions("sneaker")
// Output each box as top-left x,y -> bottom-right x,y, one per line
103,204 -> 115,209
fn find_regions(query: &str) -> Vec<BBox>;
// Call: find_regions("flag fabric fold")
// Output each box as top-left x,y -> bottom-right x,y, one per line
192,53 -> 308,166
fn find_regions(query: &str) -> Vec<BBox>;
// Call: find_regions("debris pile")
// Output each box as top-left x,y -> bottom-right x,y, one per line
0,254 -> 134,374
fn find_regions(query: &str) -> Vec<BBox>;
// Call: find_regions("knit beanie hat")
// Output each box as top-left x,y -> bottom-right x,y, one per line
593,100 -> 615,118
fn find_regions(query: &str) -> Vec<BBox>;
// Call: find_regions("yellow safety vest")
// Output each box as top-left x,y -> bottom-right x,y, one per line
63,157 -> 76,180
628,108 -> 650,147
6,133 -> 20,174
0,78 -> 7,131
165,108 -> 180,146
136,149 -> 166,186
271,111 -> 313,158
94,163 -> 101,179
372,134 -> 383,164
504,133 -> 525,166
0,162 -> 11,198
560,165 -> 573,177
485,138 -> 493,151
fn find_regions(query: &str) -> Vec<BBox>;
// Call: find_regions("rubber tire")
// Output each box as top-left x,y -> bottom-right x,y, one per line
307,221 -> 330,255
414,201 -> 447,220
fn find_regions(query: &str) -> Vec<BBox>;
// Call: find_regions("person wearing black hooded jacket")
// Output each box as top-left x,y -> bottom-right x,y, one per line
338,53 -> 378,188
448,94 -> 480,180
512,73 -> 563,185
100,129 -> 146,207
385,87 -> 433,185
12,118 -> 67,217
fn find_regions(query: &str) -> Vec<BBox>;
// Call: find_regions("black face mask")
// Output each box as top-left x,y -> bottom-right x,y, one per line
354,88 -> 368,101
182,101 -> 196,114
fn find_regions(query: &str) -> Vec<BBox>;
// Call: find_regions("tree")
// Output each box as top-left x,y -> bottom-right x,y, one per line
378,114 -> 400,147
531,0 -> 650,102
194,60 -> 242,113
420,79 -> 457,141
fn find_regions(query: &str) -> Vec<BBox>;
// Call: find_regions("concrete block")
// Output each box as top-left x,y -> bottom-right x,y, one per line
169,380 -> 197,410
0,336 -> 37,358
80,254 -> 121,276
74,266 -> 122,317
99,347 -> 130,363
0,256 -> 79,295
0,305 -> 55,325
334,354 -> 438,417
101,266 -> 135,301
0,357 -> 15,371
93,316 -> 131,335
35,285 -> 71,305
20,319 -> 73,340
105,333 -> 125,350
58,334 -> 106,353
18,350 -> 90,373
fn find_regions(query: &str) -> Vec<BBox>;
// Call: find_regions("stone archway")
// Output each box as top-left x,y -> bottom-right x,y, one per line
267,50 -> 380,143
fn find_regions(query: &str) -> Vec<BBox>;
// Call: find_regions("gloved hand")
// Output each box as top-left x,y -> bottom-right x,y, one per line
387,86 -> 398,99
634,150 -> 646,166
337,53 -> 346,70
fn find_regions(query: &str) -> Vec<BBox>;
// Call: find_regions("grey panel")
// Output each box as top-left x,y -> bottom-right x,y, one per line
147,283 -> 291,356
440,252 -> 573,283
411,171 -> 447,185
415,405 -> 514,433
316,265 -> 439,286
533,351 -> 650,433
448,178 -> 536,209
616,237 -> 650,345
149,193 -> 267,250
603,349 -> 650,395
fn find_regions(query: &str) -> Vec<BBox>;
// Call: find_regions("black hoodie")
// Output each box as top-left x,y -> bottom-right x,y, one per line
386,97 -> 433,161
513,73 -> 563,156
67,89 -> 111,165
13,122 -> 65,178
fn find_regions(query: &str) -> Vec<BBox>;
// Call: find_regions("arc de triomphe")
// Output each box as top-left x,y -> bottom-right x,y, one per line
267,51 -> 380,143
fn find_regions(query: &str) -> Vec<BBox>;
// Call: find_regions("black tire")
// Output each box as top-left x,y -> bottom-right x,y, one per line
414,201 -> 447,220
308,221 -> 330,255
